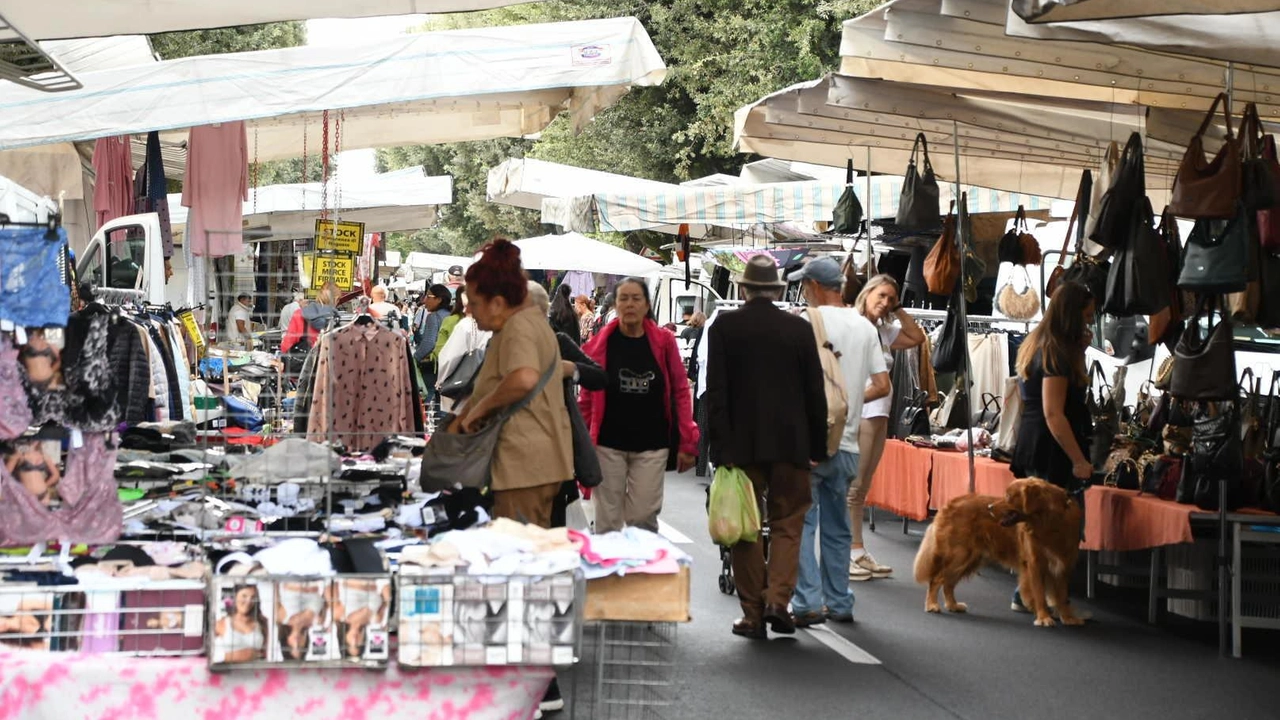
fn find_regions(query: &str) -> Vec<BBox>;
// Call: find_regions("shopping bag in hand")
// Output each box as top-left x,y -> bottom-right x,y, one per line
708,466 -> 761,546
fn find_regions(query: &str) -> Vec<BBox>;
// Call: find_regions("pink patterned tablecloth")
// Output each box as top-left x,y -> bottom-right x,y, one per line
0,649 -> 552,720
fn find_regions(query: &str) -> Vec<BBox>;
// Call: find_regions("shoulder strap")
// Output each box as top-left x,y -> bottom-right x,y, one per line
1057,169 -> 1092,262
500,355 -> 561,421
806,307 -> 848,401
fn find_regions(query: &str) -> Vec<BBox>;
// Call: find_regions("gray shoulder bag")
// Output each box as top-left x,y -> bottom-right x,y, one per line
419,357 -> 560,492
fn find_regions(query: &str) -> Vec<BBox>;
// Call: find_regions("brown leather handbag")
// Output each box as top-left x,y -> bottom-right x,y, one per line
1168,93 -> 1242,219
923,201 -> 959,296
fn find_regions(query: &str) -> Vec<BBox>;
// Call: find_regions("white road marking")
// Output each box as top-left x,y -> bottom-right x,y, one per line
657,519 -> 694,545
804,624 -> 882,665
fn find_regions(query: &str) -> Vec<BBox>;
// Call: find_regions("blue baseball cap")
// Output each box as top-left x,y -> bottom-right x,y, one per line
787,256 -> 844,289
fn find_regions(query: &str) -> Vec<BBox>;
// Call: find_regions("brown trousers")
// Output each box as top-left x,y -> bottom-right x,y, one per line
731,463 -> 813,620
492,483 -> 561,529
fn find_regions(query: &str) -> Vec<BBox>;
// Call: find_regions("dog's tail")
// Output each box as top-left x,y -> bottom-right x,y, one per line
913,522 -> 939,584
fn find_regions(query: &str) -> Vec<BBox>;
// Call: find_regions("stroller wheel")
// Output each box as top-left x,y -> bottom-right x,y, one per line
718,574 -> 735,595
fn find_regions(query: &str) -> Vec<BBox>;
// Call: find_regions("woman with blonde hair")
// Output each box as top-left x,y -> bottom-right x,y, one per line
848,274 -> 925,581
281,282 -> 340,354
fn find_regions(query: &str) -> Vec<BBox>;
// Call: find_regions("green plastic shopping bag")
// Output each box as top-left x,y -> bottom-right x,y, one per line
708,466 -> 762,546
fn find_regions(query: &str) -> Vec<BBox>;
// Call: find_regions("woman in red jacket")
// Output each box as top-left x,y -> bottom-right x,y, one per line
579,278 -> 699,534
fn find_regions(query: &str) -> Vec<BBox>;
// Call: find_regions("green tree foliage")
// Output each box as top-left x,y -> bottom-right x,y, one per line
150,23 -> 308,187
380,0 -> 878,255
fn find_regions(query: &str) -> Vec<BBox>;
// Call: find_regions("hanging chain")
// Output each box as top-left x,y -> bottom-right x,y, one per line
252,126 -> 259,214
321,109 -> 330,223
301,118 -> 308,207
334,109 -> 343,224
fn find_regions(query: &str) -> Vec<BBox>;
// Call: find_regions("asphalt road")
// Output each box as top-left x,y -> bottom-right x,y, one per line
591,470 -> 1280,720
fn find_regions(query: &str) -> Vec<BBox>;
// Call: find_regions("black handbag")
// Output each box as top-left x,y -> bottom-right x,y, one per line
896,133 -> 942,231
1178,202 -> 1251,294
565,385 -> 603,488
1170,296 -> 1237,402
832,159 -> 864,235
1090,132 -> 1146,249
1178,404 -> 1244,511
931,291 -> 965,374
438,347 -> 485,400
1240,103 -> 1280,212
897,391 -> 933,439
1263,449 -> 1280,512
1254,243 -> 1280,327
1104,197 -> 1169,317
998,206 -> 1029,265
971,392 -> 1001,433
1086,361 -> 1118,472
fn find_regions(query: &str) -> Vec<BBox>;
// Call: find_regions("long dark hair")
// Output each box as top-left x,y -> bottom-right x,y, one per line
550,282 -> 577,328
1017,282 -> 1093,385
449,289 -> 465,317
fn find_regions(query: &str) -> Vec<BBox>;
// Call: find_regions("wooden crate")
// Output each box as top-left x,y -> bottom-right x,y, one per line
584,567 -> 690,623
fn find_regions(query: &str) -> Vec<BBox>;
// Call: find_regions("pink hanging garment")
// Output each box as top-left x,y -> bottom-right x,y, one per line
182,122 -> 248,258
0,335 -> 32,439
92,136 -> 134,231
0,433 -> 121,547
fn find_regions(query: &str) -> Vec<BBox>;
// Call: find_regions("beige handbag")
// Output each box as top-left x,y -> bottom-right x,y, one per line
1083,140 -> 1121,246
996,266 -> 1041,320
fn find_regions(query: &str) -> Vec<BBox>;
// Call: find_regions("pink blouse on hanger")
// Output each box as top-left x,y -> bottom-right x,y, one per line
182,122 -> 248,258
92,136 -> 134,230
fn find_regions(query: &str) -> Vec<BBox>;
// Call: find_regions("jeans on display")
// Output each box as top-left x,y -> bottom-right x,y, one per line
793,451 -> 859,617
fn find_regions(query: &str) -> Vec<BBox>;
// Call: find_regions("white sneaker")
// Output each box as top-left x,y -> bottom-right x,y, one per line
849,559 -> 873,581
852,553 -> 892,578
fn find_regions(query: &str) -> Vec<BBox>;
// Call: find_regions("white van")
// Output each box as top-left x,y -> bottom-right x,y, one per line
76,213 -> 168,305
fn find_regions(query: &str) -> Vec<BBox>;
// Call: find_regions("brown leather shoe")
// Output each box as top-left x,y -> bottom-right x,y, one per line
732,618 -> 767,639
763,605 -> 796,635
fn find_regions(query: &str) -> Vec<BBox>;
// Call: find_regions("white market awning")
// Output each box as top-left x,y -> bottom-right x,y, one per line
0,17 -> 667,157
0,1 -> 546,41
1010,0 -> 1280,23
168,166 -> 452,239
514,232 -> 661,276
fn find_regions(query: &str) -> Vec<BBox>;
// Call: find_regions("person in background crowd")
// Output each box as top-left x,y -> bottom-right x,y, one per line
549,283 -> 581,345
431,290 -> 466,376
367,285 -> 400,319
457,241 -> 573,717
706,255 -> 827,640
282,282 -> 340,354
1010,281 -> 1095,615
414,285 -> 453,405
225,293 -> 253,349
278,290 -> 304,333
594,293 -> 616,336
787,257 -> 890,628
445,265 -> 466,291
434,291 -> 491,415
579,278 -> 698,534
680,311 -> 706,344
575,295 -> 597,343
849,275 -> 925,581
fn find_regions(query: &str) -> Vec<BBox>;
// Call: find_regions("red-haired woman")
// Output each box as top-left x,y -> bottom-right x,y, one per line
456,239 -> 574,527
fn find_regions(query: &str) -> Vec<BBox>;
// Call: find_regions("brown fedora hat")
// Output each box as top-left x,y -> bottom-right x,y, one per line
735,254 -> 785,288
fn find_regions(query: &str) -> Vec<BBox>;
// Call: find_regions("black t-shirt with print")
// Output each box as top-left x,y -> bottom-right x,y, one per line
598,331 -> 668,452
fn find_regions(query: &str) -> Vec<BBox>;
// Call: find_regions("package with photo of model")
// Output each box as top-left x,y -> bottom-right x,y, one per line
333,577 -> 391,664
210,580 -> 274,666
398,577 -> 453,667
273,578 -> 337,663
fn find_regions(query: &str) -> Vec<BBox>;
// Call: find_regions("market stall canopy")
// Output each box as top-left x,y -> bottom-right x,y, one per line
167,167 -> 453,239
513,232 -> 661,276
405,252 -> 473,273
0,17 -> 667,156
1011,0 -> 1280,23
841,0 -> 1280,115
1003,4 -> 1280,67
0,0 -> 548,41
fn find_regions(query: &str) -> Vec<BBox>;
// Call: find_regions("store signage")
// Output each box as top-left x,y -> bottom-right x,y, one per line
176,309 -> 206,356
314,219 -> 366,254
307,253 -> 356,290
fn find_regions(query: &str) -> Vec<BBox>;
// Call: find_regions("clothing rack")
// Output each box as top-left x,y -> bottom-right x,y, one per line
0,211 -> 61,238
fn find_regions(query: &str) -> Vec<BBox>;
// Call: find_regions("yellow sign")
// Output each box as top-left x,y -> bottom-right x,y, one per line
314,219 -> 365,254
307,253 -> 355,291
176,309 -> 206,357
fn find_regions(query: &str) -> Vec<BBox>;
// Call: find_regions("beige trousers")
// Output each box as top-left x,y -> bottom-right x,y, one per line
850,417 -> 889,547
593,447 -> 669,534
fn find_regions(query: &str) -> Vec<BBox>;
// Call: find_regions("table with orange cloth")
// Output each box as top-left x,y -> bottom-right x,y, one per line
865,440 -> 932,521
1082,486 -> 1277,552
929,452 -> 1018,510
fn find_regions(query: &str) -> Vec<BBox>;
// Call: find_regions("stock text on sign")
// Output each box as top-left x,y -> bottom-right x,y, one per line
314,219 -> 366,255
308,253 -> 355,291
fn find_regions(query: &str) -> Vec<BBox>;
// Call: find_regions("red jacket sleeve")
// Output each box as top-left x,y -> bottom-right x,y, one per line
577,331 -> 606,439
662,330 -> 700,456
281,312 -> 306,354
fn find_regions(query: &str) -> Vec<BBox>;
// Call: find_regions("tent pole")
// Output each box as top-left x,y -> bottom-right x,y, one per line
865,146 -> 873,270
953,121 -> 976,495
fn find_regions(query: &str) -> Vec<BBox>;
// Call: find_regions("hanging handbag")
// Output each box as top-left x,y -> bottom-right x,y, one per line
1087,360 -> 1118,472
971,392 -> 1001,433
1047,170 -> 1091,297
832,159 -> 864,235
1170,296 -> 1237,402
1178,202 -> 1251,294
1169,93 -> 1243,220
1084,140 -> 1121,243
997,206 -> 1027,265
1179,404 -> 1244,511
924,202 -> 960,295
1258,134 -> 1280,252
420,358 -> 558,492
896,133 -> 942,231
897,391 -> 933,439
1149,209 -> 1187,347
931,290 -> 965,374
1239,370 -> 1267,462
1265,370 -> 1280,450
1141,454 -> 1184,501
958,199 -> 986,303
1240,102 -> 1280,212
1090,132 -> 1147,247
1049,171 -> 1111,301
437,347 -> 485,400
1104,197 -> 1169,317
1264,449 -> 1280,512
994,376 -> 1023,454
997,265 -> 1041,320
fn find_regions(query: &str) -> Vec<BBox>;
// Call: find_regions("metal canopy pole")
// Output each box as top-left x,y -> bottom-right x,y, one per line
953,121 -> 977,495
866,146 -> 874,269
1219,60 -> 1235,659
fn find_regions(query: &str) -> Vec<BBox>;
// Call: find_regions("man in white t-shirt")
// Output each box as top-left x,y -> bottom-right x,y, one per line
786,256 -> 889,626
225,294 -> 254,349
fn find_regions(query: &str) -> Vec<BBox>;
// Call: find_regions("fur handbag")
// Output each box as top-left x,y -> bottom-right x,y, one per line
997,266 -> 1041,320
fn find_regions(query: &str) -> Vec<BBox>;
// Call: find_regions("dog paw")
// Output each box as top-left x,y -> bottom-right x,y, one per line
1033,616 -> 1057,627
946,603 -> 968,614
925,604 -> 942,614
1060,615 -> 1085,626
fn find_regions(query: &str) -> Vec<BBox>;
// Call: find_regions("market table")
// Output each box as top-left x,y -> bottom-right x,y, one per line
865,440 -> 932,523
0,649 -> 551,720
928,452 -> 1018,509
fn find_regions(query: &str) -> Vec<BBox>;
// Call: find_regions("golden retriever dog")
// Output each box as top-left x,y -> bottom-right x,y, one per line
912,478 -> 1084,627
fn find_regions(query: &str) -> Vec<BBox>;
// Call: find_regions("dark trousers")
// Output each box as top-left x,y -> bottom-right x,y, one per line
731,462 -> 812,620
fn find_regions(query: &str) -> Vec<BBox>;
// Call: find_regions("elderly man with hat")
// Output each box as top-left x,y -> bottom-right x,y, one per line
786,256 -> 890,628
705,254 -> 828,640
444,265 -> 466,291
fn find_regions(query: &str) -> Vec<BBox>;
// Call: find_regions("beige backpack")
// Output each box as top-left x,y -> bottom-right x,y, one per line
806,307 -> 850,458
